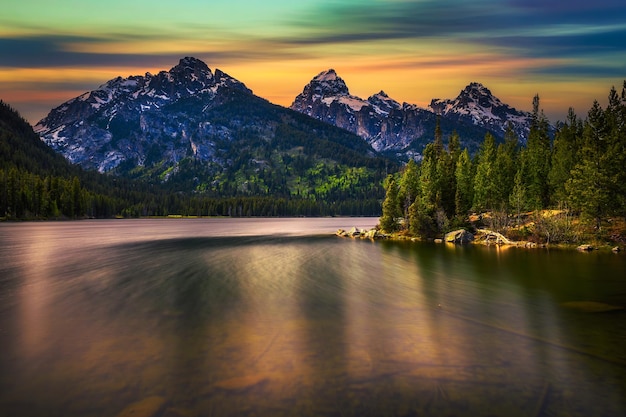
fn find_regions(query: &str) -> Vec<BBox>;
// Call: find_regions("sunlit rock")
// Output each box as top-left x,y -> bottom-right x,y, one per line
445,229 -> 474,244
348,227 -> 361,237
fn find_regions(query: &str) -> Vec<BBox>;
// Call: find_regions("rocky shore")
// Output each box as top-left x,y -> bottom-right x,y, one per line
336,226 -> 622,252
335,227 -> 390,240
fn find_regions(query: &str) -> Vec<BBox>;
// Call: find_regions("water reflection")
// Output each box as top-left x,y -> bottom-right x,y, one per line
0,219 -> 624,417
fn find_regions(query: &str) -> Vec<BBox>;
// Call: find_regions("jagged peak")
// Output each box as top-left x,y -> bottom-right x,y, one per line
367,91 -> 401,113
298,68 -> 350,98
313,69 -> 339,82
174,56 -> 210,70
460,82 -> 494,98
169,56 -> 213,80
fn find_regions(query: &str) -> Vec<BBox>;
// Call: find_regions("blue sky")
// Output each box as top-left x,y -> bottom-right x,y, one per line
2,0 -> 625,123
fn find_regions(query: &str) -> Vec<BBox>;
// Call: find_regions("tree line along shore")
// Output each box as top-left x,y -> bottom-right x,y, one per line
377,83 -> 626,249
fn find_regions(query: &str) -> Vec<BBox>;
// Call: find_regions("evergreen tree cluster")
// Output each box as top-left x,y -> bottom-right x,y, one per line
380,83 -> 626,240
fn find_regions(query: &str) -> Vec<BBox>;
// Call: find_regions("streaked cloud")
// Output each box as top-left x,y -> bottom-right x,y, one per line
1,0 -> 624,123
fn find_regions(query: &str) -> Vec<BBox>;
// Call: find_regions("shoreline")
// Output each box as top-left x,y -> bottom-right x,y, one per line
336,226 -> 623,253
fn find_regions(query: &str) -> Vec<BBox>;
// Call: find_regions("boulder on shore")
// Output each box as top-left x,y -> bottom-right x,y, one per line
445,229 -> 474,244
475,229 -> 514,245
336,227 -> 388,240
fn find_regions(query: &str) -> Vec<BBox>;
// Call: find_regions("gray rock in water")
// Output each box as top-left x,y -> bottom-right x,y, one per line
445,229 -> 474,244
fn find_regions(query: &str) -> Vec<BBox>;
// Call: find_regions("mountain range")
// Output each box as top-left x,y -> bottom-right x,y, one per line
290,70 -> 535,157
33,57 -> 537,192
34,57 -> 391,201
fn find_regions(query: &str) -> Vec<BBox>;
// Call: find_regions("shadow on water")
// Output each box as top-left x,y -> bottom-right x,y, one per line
0,222 -> 625,417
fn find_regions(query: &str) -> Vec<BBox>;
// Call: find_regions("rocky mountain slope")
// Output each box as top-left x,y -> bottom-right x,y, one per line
429,82 -> 533,142
34,58 -> 392,199
291,70 -> 535,157
35,57 -> 252,173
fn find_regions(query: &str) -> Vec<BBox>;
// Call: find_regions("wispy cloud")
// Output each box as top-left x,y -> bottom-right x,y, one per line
1,0 -> 624,122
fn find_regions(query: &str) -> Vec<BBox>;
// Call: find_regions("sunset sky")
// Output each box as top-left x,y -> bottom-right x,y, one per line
2,0 -> 625,124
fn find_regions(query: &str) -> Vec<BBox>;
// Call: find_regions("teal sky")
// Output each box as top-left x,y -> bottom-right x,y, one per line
2,0 -> 625,123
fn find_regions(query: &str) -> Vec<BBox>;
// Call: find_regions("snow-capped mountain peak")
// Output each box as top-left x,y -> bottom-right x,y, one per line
291,71 -> 435,153
429,82 -> 534,141
290,73 -> 540,156
367,91 -> 401,114
313,68 -> 340,82
299,68 -> 351,100
34,57 -> 252,172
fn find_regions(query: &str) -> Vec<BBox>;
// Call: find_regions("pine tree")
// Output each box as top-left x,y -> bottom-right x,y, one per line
405,142 -> 441,237
509,168 -> 527,226
436,132 -> 459,218
398,159 -> 419,220
523,95 -> 552,209
549,108 -> 582,204
418,143 -> 440,210
408,196 -> 437,238
565,101 -> 611,229
604,83 -> 626,218
433,116 -> 444,156
473,133 -> 497,211
493,124 -> 519,208
380,175 -> 402,233
455,149 -> 473,218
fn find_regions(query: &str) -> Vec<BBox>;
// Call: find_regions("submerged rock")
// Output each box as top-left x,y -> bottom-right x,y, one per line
445,229 -> 474,244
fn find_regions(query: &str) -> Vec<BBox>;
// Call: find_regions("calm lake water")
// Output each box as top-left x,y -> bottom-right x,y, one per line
0,218 -> 625,417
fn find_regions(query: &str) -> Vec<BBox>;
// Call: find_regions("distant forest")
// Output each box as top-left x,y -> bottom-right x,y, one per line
380,82 -> 626,243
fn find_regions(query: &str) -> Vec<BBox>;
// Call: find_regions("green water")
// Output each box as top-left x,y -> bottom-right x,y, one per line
0,219 -> 624,417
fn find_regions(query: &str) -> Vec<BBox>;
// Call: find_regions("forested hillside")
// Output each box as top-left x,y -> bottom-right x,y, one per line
1,101 -> 388,219
380,83 -> 626,244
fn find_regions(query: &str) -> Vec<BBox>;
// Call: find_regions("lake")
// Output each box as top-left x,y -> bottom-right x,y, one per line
0,218 -> 625,417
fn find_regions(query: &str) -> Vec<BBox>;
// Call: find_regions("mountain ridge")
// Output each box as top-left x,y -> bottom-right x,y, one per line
290,70 -> 537,157
33,57 -> 393,204
34,57 -> 541,184
429,82 -> 533,142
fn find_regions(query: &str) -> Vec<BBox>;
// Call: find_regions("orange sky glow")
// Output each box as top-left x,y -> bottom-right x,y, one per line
2,1 -> 625,124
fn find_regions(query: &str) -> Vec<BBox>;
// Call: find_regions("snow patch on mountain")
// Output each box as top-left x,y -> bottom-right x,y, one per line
291,70 -> 441,153
429,82 -> 534,142
35,57 -> 252,173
